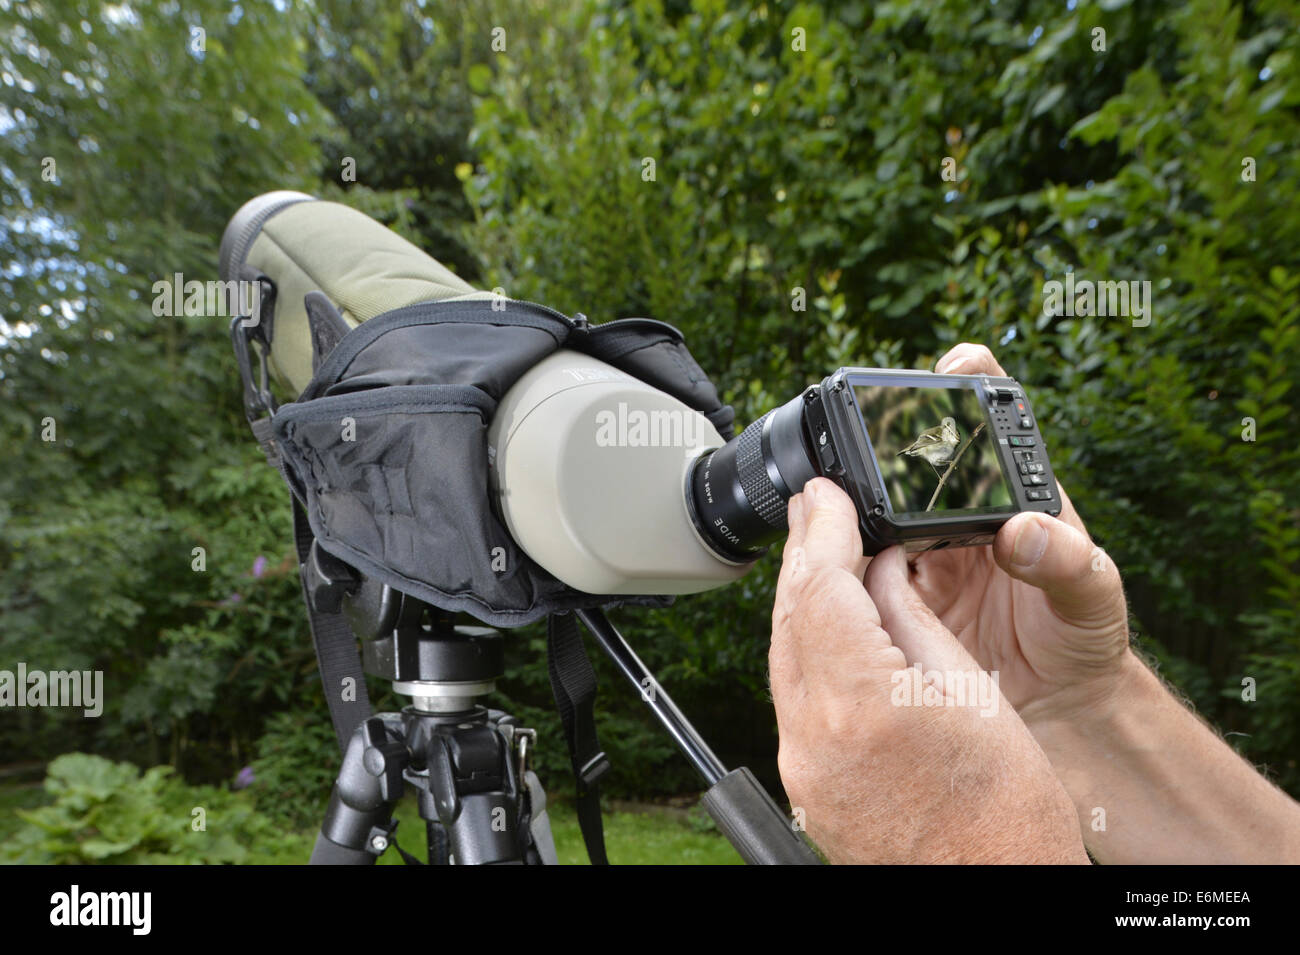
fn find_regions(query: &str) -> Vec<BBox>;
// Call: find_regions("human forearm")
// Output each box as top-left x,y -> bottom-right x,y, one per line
1027,651 -> 1300,864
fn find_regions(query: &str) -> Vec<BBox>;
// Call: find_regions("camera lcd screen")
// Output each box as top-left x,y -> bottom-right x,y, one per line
851,382 -> 1014,520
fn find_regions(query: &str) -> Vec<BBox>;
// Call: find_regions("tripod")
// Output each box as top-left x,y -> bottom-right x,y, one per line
306,570 -> 820,865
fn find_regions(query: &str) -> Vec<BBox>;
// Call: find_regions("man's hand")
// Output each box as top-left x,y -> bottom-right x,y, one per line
915,342 -> 1300,863
769,477 -> 1087,864
911,343 -> 1133,726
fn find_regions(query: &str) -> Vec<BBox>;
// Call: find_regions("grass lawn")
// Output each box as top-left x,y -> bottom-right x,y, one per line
0,781 -> 741,865
369,800 -> 743,866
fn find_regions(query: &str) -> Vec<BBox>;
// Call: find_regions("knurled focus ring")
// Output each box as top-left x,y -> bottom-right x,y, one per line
737,412 -> 786,527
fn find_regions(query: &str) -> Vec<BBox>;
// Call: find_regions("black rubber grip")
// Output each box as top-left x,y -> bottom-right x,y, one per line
700,767 -> 822,865
736,413 -> 785,527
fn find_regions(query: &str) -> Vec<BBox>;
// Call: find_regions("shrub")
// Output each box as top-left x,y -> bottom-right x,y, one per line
1,753 -> 291,864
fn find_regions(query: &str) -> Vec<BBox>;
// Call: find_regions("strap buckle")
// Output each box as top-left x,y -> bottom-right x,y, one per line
301,540 -> 360,614
577,750 -> 611,787
229,276 -> 278,424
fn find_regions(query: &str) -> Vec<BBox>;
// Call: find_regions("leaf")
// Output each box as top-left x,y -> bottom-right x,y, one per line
1032,84 -> 1067,118
467,63 -> 494,95
1070,109 -> 1120,144
1257,86 -> 1285,115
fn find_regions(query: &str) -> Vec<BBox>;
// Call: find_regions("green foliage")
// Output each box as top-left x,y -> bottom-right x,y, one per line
1,753 -> 290,864
303,0 -> 486,277
246,712 -> 339,830
0,782 -> 46,844
0,0 -> 331,775
1233,266 -> 1300,784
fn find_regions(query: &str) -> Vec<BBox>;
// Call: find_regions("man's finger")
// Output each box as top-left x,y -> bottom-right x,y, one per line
775,478 -> 898,682
774,489 -> 811,617
934,342 -> 1009,378
991,511 -> 1125,629
865,546 -> 979,674
798,477 -> 864,574
782,487 -> 807,557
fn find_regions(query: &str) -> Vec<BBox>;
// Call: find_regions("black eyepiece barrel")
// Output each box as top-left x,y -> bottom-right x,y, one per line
688,395 -> 817,560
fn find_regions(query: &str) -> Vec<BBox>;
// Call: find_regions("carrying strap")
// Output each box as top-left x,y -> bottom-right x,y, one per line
292,500 -> 372,753
547,613 -> 610,865
238,293 -> 374,756
249,414 -> 372,755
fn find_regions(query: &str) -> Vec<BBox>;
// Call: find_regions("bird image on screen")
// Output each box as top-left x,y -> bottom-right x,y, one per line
853,385 -> 1014,519
897,416 -> 961,479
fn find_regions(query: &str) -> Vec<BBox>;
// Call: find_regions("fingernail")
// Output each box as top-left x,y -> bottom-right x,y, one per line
1011,518 -> 1048,567
937,355 -> 972,375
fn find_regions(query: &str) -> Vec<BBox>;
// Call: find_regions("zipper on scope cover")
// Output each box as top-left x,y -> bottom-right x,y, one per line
506,303 -> 685,342
503,298 -> 578,329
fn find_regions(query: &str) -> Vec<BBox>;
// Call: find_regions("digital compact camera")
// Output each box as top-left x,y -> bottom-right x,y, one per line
688,368 -> 1060,559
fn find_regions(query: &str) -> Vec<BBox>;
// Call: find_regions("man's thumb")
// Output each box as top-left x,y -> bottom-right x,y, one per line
992,511 -> 1123,626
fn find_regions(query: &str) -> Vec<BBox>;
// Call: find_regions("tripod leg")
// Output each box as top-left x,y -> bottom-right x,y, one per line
524,770 -> 559,865
425,819 -> 450,866
311,717 -> 405,865
310,787 -> 399,865
425,729 -> 527,864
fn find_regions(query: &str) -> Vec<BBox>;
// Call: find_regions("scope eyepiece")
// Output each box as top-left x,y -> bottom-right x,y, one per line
687,395 -> 817,561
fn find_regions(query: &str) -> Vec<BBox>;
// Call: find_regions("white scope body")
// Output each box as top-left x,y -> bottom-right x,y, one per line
487,350 -> 755,595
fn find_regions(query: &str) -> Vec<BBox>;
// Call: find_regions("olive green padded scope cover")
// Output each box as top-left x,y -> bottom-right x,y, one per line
221,192 -> 736,626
